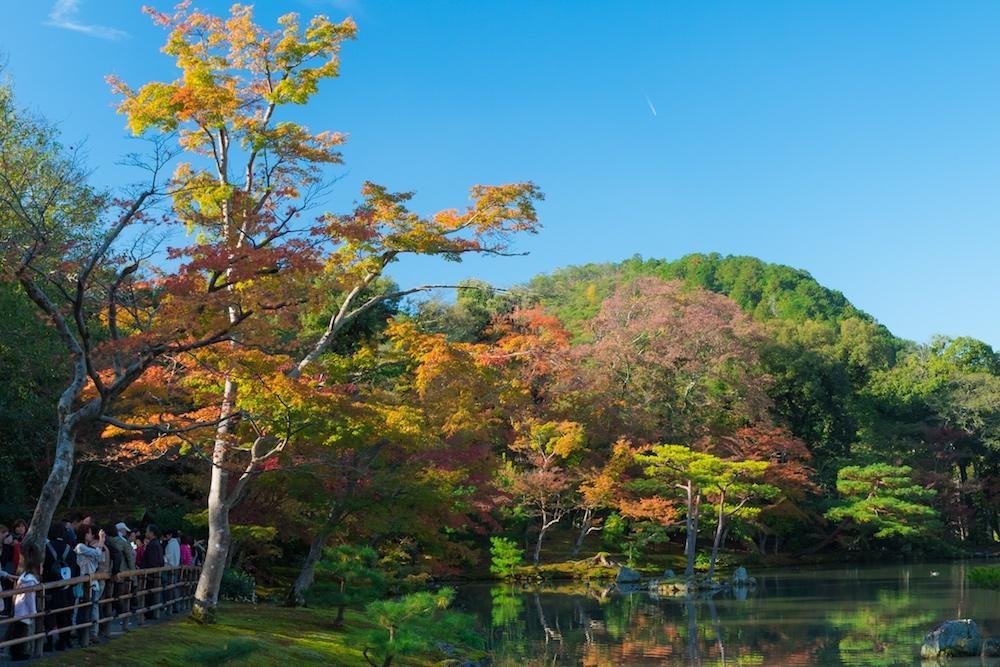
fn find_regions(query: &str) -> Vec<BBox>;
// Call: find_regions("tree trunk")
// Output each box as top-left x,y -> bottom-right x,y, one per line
333,604 -> 346,629
533,523 -> 548,565
23,423 -> 77,555
286,525 -> 333,607
683,481 -> 699,578
193,479 -> 231,622
192,378 -> 237,623
706,492 -> 726,580
570,508 -> 594,559
798,519 -> 847,556
363,648 -> 392,667
958,461 -> 972,542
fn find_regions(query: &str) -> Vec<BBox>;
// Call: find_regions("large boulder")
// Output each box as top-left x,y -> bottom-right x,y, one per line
616,566 -> 642,584
920,620 -> 982,658
732,566 -> 749,584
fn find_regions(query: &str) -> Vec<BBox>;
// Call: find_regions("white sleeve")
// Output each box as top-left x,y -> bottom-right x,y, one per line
75,543 -> 101,559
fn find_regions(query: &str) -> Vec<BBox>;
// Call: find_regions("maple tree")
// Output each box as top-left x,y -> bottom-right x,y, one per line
571,438 -> 635,557
500,419 -> 585,564
102,2 -> 541,621
576,277 -> 770,444
276,314 -> 524,605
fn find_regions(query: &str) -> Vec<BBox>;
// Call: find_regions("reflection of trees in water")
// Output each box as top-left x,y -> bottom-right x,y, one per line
477,567 -> 987,666
828,591 -> 935,667
485,587 -> 824,666
490,587 -> 523,627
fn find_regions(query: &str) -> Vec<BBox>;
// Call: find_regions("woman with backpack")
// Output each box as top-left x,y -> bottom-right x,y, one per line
42,523 -> 78,651
75,526 -> 108,643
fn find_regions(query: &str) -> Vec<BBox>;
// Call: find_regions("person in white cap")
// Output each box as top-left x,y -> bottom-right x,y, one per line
107,522 -> 135,572
106,521 -> 136,628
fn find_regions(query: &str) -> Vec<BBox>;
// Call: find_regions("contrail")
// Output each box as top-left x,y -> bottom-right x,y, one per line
643,91 -> 657,117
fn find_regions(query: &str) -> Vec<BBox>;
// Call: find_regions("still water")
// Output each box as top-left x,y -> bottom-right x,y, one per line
455,561 -> 999,666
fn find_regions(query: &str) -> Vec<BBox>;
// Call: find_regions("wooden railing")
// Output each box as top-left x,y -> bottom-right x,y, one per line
0,565 -> 201,660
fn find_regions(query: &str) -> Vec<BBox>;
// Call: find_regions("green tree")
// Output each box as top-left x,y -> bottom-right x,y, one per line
0,283 -> 66,514
313,545 -> 386,628
632,444 -> 777,579
489,537 -> 524,580
865,337 -> 1000,544
825,464 -> 938,545
698,457 -> 778,579
363,588 -> 480,667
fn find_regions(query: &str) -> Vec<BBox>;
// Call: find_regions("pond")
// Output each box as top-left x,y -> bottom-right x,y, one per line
454,561 -> 1000,666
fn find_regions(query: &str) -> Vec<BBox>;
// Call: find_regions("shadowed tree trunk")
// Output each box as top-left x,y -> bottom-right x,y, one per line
286,525 -> 335,607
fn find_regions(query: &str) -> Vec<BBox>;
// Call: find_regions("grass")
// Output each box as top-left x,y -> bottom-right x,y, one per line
34,603 -> 444,666
968,565 -> 1000,589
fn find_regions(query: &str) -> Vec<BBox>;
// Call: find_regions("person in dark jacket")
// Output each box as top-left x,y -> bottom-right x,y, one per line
139,525 -> 164,619
42,523 -> 78,651
1,524 -> 17,618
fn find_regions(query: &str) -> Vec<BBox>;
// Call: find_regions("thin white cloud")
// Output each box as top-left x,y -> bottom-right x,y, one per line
643,91 -> 658,118
47,0 -> 128,40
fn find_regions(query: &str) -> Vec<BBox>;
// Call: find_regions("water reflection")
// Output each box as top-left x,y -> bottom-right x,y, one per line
455,561 -> 1000,666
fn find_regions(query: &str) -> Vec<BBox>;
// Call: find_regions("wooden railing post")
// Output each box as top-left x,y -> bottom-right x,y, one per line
33,587 -> 44,658
80,576 -> 92,647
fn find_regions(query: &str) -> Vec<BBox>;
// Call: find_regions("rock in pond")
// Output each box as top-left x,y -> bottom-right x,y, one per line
920,619 -> 982,658
648,579 -> 690,597
616,566 -> 642,584
983,638 -> 1000,657
662,569 -> 676,580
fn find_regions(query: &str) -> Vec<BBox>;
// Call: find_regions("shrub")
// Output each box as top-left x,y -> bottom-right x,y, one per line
968,565 -> 1000,589
489,537 -> 523,579
219,569 -> 257,603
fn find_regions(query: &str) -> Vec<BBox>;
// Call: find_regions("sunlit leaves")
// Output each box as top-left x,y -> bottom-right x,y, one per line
826,464 -> 938,540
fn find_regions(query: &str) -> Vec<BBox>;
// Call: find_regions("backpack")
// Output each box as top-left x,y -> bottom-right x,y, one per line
47,541 -> 72,581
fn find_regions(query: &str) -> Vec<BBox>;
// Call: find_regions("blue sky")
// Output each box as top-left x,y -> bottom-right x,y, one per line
3,1 -> 1000,346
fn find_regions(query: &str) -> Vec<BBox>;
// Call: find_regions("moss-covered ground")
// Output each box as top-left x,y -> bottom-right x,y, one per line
34,603 -> 442,666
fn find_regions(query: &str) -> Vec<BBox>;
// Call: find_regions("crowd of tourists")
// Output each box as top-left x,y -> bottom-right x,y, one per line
0,514 -> 204,660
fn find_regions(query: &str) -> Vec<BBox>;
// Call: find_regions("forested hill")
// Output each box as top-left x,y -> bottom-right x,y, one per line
504,252 -> 996,549
512,253 -> 906,475
526,253 -> 897,339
